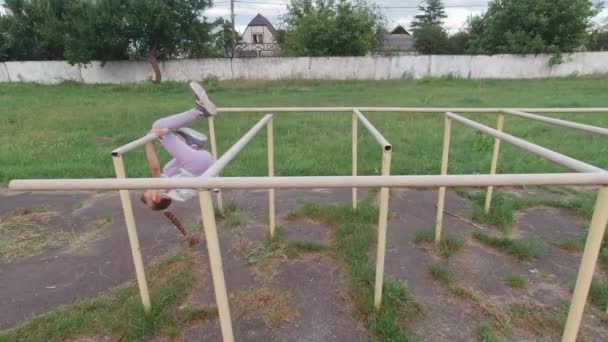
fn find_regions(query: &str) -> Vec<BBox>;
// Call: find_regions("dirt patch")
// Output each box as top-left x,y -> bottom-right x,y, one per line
515,206 -> 584,242
274,254 -> 368,342
503,185 -> 576,201
0,208 -> 70,263
282,219 -> 330,244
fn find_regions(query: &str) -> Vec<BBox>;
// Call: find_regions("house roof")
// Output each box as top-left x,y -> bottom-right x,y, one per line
389,25 -> 411,36
384,34 -> 415,51
247,13 -> 277,36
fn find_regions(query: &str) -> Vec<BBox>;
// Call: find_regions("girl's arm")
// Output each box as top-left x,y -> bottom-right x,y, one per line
145,141 -> 162,177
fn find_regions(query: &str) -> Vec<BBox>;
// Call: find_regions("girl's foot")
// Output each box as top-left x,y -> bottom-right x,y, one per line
189,81 -> 217,117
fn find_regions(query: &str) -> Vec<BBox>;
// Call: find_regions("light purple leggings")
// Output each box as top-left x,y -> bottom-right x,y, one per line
152,108 -> 213,177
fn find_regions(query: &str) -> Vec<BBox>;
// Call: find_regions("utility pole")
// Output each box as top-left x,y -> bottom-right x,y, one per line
230,0 -> 236,57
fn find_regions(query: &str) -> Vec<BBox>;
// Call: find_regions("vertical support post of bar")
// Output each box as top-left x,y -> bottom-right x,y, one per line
267,116 -> 276,236
199,190 -> 235,342
484,112 -> 504,214
374,149 -> 392,308
208,116 -> 224,215
352,110 -> 358,209
435,116 -> 452,244
111,155 -> 151,314
562,186 -> 608,342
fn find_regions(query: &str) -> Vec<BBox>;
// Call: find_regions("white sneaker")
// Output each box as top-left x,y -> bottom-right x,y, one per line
176,127 -> 207,148
189,81 -> 217,117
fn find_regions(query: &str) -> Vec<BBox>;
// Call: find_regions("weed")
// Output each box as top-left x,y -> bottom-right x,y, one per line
412,226 -> 434,244
554,237 -> 584,252
427,263 -> 454,286
473,231 -> 544,261
589,279 -> 608,309
503,273 -> 528,289
477,321 -> 501,342
234,287 -> 297,329
437,235 -> 466,259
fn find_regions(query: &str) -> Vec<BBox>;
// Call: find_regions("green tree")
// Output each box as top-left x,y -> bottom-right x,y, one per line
411,0 -> 447,30
413,22 -> 448,54
123,0 -> 213,83
587,24 -> 608,51
468,0 -> 600,54
62,0 -> 129,64
281,0 -> 386,56
1,0 -> 68,61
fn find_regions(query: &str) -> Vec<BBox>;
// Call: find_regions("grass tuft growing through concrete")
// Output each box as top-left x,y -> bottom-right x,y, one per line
291,201 -> 421,341
412,226 -> 465,259
502,273 -> 528,289
472,231 -> 544,261
0,248 -> 216,341
589,279 -> 608,309
465,190 -> 596,234
477,321 -> 502,342
234,287 -> 298,329
0,208 -> 70,263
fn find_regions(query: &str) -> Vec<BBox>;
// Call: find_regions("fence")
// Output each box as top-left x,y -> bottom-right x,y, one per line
3,51 -> 608,84
8,107 -> 608,342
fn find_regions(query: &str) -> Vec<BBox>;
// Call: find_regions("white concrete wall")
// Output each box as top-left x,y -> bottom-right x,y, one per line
4,61 -> 81,83
1,52 -> 608,84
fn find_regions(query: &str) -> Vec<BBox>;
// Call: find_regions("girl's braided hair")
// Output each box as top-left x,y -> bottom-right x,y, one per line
163,210 -> 188,236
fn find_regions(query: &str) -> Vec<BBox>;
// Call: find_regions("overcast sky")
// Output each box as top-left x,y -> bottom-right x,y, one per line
204,0 -> 608,34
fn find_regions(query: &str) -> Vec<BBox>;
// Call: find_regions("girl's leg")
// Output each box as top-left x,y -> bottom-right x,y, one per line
152,108 -> 202,130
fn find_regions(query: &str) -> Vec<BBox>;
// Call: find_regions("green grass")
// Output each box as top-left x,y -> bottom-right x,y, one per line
412,226 -> 435,244
0,249 -> 216,341
3,78 -> 608,185
465,190 -> 596,234
477,321 -> 502,342
412,226 -> 465,259
554,237 -> 585,252
472,231 -> 544,261
291,201 -> 421,341
437,235 -> 466,259
507,302 -> 568,334
427,263 -> 455,285
589,279 -> 608,309
502,273 -> 528,289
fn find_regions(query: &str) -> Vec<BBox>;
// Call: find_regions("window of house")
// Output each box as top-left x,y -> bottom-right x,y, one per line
253,33 -> 263,44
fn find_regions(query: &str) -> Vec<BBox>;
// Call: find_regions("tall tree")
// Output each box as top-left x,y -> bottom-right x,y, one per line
0,0 -> 69,61
410,0 -> 447,30
468,0 -> 600,54
123,0 -> 212,83
281,0 -> 386,56
63,0 -> 129,64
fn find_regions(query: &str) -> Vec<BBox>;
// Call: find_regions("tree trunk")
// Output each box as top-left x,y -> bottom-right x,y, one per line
148,55 -> 161,84
148,46 -> 161,84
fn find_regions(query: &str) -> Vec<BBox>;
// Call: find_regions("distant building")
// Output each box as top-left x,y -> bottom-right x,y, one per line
383,25 -> 415,52
237,14 -> 280,57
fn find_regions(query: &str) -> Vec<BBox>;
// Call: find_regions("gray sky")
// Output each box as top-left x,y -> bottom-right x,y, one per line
204,0 -> 608,34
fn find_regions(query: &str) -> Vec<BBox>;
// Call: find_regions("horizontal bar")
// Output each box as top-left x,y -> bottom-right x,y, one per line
446,112 -> 605,174
353,109 -> 391,151
202,114 -> 273,177
216,107 -> 608,113
9,173 -> 608,191
111,134 -> 157,156
502,109 -> 608,136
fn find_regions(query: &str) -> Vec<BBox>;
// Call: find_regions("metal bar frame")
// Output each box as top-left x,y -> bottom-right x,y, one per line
11,107 -> 608,342
351,109 -> 393,308
208,116 -> 224,215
